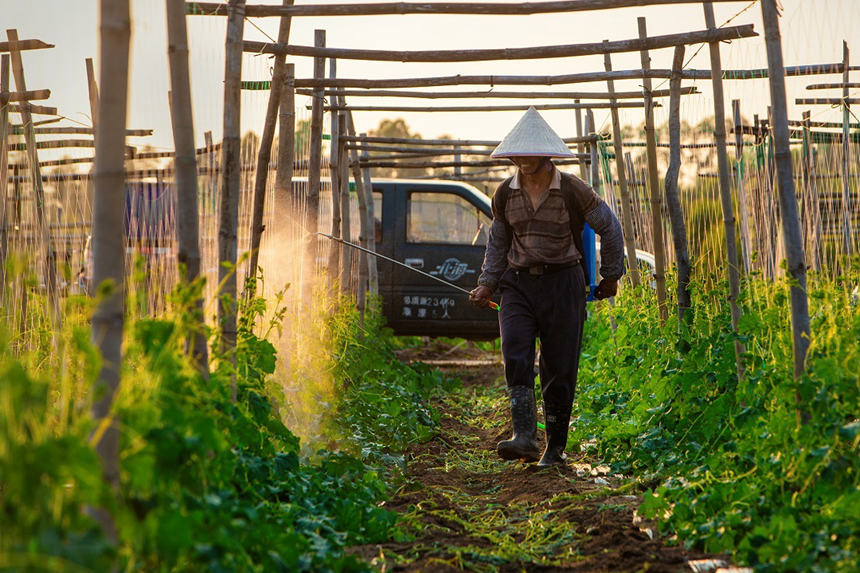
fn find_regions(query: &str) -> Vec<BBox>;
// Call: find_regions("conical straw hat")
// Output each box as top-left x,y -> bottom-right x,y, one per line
491,106 -> 575,158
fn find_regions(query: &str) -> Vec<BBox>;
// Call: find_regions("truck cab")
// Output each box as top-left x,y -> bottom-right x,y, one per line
367,179 -> 498,340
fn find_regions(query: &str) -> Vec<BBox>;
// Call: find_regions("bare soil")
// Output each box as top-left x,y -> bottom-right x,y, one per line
352,342 -> 722,572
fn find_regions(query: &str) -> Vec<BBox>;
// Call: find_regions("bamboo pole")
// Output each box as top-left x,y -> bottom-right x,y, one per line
841,41 -> 852,256
343,134 -> 596,146
296,86 -> 696,100
6,30 -> 60,326
802,111 -> 821,271
250,25 -> 757,62
275,64 -> 295,220
167,0 -> 208,373
0,39 -> 53,52
348,145 -> 590,157
86,58 -> 100,130
575,102 -> 588,181
217,0 -> 244,398
327,59 -> 342,288
6,103 -> 56,115
356,158 -> 584,169
604,46 -> 640,288
248,0 -> 293,284
338,109 -> 351,294
305,29 -> 326,302
360,133 -> 378,294
665,45 -> 692,324
806,82 -> 860,90
638,18 -> 667,323
188,0 -> 745,17
292,62 -> 854,89
0,56 -> 9,304
761,0 -> 810,383
325,102 -> 646,112
7,126 -> 151,135
7,139 -> 95,150
0,88 -> 50,103
795,97 -> 860,105
90,0 -> 130,542
346,112 -> 368,319
732,99 -> 752,274
704,2 -> 744,380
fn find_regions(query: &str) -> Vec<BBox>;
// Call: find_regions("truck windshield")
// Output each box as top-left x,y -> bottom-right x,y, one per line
407,191 -> 491,246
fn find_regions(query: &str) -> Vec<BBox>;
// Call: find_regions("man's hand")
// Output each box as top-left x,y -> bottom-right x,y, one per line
593,278 -> 618,300
469,285 -> 494,308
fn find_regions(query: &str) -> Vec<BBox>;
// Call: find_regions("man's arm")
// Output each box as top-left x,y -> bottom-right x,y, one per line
584,202 -> 625,282
476,217 -> 509,292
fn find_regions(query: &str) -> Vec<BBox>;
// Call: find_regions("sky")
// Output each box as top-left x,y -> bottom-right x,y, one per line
3,0 -> 859,159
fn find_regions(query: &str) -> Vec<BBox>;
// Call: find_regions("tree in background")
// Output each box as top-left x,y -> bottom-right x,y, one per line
368,118 -> 429,179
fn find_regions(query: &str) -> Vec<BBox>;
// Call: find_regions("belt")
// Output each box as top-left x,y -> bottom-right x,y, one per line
514,260 -> 578,276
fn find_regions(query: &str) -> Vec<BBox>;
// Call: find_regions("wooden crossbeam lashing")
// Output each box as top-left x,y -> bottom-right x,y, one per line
246,24 -> 756,61
187,0 -> 750,17
294,86 -> 697,99
325,102 -> 648,112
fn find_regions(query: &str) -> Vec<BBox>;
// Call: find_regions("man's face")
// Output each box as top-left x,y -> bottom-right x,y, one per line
512,156 -> 547,175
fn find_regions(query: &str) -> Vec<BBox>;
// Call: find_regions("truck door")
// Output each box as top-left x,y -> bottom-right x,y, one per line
389,183 -> 498,340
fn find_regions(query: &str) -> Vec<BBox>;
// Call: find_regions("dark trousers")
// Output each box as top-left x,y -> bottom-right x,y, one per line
498,264 -> 587,410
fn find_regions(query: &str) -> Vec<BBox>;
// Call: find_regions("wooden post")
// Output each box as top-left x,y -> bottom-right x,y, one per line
305,29 -> 326,300
603,46 -> 640,288
802,111 -> 821,270
0,55 -> 9,304
90,0 -> 131,542
665,45 -> 692,324
761,0 -> 811,382
167,0 -> 208,373
360,133 -> 378,294
732,99 -> 752,274
275,63 -> 295,219
85,57 -> 100,130
248,0 -> 294,285
327,58 -> 342,288
637,17 -> 667,323
338,109 -> 351,294
7,29 -> 60,326
217,0 -> 244,399
841,41 -> 852,256
346,112 -> 368,320
703,2 -> 744,380
575,100 -> 588,181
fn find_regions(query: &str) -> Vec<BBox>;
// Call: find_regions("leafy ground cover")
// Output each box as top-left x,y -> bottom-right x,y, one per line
572,273 -> 859,571
0,293 -> 449,571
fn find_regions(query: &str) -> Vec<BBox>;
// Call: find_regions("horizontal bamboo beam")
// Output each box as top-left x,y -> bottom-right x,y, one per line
350,144 -> 591,157
0,39 -> 54,53
8,138 -> 93,151
0,88 -> 50,103
787,119 -> 859,129
8,126 -> 153,136
7,103 -> 57,115
295,86 -> 697,100
806,82 -> 860,90
7,156 -> 96,169
356,157 -> 585,168
326,101 -> 646,112
293,62 -> 851,88
795,97 -> 859,105
340,134 -> 597,145
246,24 -> 756,62
188,0 -> 744,17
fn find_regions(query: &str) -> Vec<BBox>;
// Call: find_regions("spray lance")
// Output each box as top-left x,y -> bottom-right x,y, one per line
317,231 -> 500,311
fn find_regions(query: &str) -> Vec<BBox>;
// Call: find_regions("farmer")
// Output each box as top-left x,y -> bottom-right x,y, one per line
469,107 -> 625,466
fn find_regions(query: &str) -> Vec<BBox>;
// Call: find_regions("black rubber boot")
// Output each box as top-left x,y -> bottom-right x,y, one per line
497,386 -> 540,462
537,405 -> 571,467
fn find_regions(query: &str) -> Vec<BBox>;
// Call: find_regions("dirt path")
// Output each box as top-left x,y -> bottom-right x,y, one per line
352,344 -> 723,572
